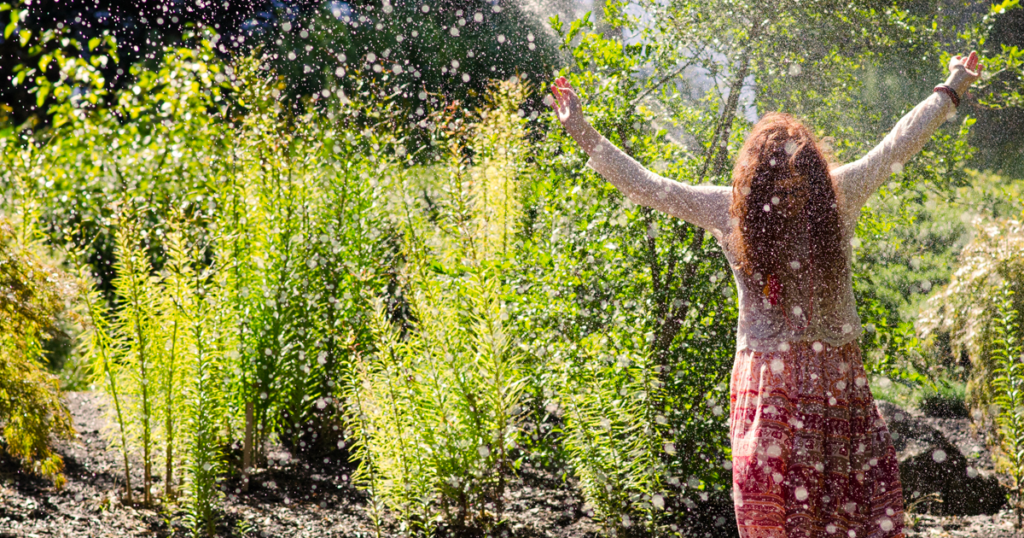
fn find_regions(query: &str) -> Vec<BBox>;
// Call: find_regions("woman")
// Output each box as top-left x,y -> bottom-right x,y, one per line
551,52 -> 983,538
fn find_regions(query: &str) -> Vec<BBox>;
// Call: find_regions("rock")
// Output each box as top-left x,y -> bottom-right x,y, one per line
877,401 -> 1006,516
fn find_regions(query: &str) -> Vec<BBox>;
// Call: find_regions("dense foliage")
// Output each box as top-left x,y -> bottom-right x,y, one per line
2,0 -> 1024,536
0,200 -> 75,486
0,0 -> 559,127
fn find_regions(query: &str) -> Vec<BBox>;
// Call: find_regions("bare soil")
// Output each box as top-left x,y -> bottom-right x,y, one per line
0,392 -> 600,538
0,392 -> 1020,538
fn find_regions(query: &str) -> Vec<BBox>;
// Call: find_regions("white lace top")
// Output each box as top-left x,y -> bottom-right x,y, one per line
586,91 -> 959,352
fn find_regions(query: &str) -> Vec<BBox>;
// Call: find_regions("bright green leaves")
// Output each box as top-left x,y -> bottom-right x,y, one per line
0,213 -> 76,488
989,283 -> 1024,526
993,0 -> 1021,16
3,5 -> 17,40
348,80 -> 532,535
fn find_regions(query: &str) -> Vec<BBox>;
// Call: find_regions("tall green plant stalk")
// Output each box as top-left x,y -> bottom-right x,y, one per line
159,229 -> 192,499
78,271 -> 134,504
111,216 -> 161,506
169,231 -> 228,537
992,284 -> 1024,528
344,358 -> 385,538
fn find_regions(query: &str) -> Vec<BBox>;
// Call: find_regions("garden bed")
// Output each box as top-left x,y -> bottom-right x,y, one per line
0,392 -> 1020,537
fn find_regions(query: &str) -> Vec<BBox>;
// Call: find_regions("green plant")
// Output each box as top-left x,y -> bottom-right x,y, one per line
167,228 -> 231,537
560,334 -> 666,536
0,214 -> 75,486
111,210 -> 162,506
77,264 -> 135,502
991,284 -> 1024,528
348,80 -> 530,534
918,216 -> 1024,419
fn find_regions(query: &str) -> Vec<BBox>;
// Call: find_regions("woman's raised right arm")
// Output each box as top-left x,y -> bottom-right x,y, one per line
550,78 -> 732,239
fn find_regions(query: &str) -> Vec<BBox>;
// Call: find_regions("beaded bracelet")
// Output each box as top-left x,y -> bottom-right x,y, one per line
933,84 -> 960,107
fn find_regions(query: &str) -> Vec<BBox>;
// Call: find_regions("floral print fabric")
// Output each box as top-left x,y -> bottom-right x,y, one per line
730,341 -> 905,538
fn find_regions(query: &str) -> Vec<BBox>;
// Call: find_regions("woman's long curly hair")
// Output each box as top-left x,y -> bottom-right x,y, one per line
727,112 -> 846,296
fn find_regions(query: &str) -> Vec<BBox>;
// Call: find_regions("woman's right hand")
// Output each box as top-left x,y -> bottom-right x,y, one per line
549,76 -> 589,138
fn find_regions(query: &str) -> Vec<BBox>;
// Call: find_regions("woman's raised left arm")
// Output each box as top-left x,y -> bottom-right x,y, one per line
832,52 -> 984,218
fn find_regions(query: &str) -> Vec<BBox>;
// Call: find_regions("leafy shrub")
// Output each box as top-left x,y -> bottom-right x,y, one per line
0,211 -> 75,486
919,216 -> 1024,420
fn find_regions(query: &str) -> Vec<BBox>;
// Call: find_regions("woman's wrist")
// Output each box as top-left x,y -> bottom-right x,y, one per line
944,69 -> 973,97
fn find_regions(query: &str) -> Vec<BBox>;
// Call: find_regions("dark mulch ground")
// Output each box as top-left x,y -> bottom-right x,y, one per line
1,392 -> 1021,537
0,392 -> 601,538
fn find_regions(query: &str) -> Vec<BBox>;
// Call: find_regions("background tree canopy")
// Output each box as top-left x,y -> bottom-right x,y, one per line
1,0 -> 560,127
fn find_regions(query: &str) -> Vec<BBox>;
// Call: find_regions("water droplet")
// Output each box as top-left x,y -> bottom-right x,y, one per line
767,444 -> 782,458
789,64 -> 802,76
763,204 -> 772,212
890,162 -> 904,174
792,306 -> 803,317
421,4 -> 430,12
497,34 -> 506,44
770,358 -> 784,373
812,342 -> 824,353
771,196 -> 780,205
784,140 -> 798,154
478,445 -> 490,458
967,466 -> 978,478
795,486 -> 809,500
932,449 -> 947,463
652,494 -> 665,509
790,260 -> 801,270
879,517 -> 894,531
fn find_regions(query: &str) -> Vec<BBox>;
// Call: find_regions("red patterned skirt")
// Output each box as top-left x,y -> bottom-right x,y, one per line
730,341 -> 905,538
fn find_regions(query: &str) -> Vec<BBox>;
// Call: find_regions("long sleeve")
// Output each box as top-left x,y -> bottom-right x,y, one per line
831,91 -> 958,220
585,134 -> 733,238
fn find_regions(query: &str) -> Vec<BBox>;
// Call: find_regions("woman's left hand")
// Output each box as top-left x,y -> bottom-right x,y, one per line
946,51 -> 984,94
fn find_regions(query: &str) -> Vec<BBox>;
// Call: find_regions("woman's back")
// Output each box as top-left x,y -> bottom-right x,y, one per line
582,84 -> 964,352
